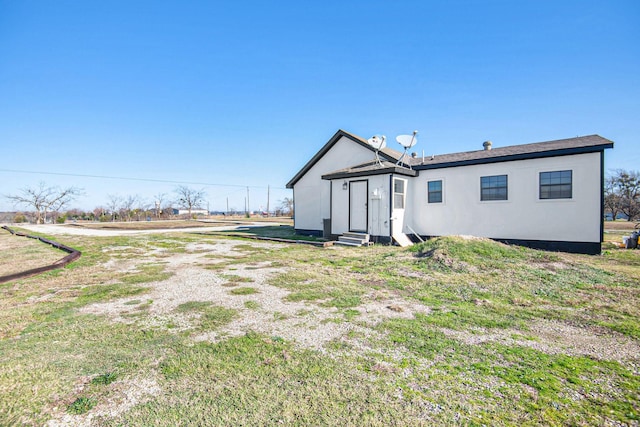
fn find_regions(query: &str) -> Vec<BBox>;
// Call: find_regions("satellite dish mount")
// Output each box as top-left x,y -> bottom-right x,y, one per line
396,130 -> 418,168
367,135 -> 387,167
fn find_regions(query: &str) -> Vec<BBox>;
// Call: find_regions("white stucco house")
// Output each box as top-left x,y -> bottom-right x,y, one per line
286,129 -> 614,254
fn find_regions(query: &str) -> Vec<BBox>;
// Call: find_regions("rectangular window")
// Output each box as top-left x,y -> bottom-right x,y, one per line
540,170 -> 572,199
393,178 -> 405,209
481,175 -> 508,201
428,180 -> 442,203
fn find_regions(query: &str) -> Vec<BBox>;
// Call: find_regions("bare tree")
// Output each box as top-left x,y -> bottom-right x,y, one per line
120,195 -> 139,222
153,192 -> 168,219
134,197 -> 150,221
278,197 -> 294,217
5,182 -> 83,224
604,176 -> 621,221
606,170 -> 640,221
93,206 -> 106,221
174,186 -> 206,218
106,194 -> 122,222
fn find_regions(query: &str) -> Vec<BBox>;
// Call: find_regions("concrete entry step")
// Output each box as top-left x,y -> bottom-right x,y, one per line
336,232 -> 370,247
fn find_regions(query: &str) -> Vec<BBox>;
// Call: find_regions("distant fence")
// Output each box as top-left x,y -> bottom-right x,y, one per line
0,226 -> 82,284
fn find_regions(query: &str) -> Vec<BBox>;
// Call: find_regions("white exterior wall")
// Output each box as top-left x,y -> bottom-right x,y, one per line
293,137 -> 380,232
330,175 -> 391,237
407,152 -> 602,243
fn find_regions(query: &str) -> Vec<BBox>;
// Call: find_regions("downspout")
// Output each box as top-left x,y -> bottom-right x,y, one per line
388,173 -> 393,240
329,180 -> 333,238
600,150 -> 605,249
292,187 -> 296,230
329,179 -> 332,223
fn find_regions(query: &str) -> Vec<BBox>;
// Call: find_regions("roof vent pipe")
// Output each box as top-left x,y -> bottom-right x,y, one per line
483,140 -> 492,151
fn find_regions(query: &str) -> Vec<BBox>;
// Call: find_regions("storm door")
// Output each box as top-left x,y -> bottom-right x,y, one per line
349,180 -> 368,232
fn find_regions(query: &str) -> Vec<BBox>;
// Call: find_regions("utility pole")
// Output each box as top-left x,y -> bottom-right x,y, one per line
226,197 -> 229,216
246,186 -> 250,216
267,185 -> 270,216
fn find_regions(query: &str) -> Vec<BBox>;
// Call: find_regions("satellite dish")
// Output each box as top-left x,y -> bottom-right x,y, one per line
396,131 -> 418,148
395,130 -> 419,169
367,135 -> 386,150
368,135 -> 387,167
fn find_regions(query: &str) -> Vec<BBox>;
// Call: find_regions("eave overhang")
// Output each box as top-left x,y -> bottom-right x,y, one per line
322,161 -> 418,181
413,143 -> 614,171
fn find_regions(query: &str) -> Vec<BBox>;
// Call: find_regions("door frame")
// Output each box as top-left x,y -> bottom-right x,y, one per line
349,179 -> 368,232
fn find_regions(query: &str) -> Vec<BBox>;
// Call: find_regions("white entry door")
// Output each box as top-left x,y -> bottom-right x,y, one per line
349,180 -> 368,232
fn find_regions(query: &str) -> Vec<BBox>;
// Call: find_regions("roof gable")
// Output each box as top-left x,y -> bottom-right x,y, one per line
286,129 -> 401,188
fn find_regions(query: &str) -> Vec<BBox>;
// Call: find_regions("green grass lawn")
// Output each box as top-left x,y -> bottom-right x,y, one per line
0,229 -> 638,426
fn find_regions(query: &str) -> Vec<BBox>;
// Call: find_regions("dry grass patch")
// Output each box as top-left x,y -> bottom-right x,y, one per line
0,230 -> 68,276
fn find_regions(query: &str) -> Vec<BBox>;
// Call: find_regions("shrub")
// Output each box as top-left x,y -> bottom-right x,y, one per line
67,396 -> 96,414
91,372 -> 117,385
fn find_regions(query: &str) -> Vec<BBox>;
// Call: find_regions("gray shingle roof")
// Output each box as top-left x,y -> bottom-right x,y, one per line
410,134 -> 614,169
287,130 -> 614,187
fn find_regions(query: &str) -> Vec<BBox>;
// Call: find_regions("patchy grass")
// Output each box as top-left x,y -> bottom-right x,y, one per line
174,301 -> 237,331
67,396 -> 96,414
229,287 -> 259,295
91,371 -> 118,385
220,273 -> 253,283
176,301 -> 213,312
198,306 -> 238,331
244,300 -> 260,310
0,231 -> 638,426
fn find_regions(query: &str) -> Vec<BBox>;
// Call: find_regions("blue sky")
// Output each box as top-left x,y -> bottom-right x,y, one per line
1,0 -> 638,212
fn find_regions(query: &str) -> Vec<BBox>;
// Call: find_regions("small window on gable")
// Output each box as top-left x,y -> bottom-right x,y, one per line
428,180 -> 442,203
540,170 -> 572,199
481,175 -> 508,201
393,178 -> 405,209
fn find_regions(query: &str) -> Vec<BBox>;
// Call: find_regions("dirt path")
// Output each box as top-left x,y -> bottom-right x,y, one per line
13,222 -> 285,237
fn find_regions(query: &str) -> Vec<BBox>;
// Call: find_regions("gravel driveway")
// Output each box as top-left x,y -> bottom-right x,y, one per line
15,222 -> 279,237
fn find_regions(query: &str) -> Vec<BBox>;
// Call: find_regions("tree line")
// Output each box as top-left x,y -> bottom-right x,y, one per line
605,169 -> 640,221
4,183 -> 294,224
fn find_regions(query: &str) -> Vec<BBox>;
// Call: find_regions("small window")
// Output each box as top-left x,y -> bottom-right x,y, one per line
540,170 -> 572,199
481,175 -> 508,201
393,178 -> 405,209
428,180 -> 442,203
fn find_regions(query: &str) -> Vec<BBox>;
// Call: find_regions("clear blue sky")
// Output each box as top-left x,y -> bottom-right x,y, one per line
1,0 -> 638,212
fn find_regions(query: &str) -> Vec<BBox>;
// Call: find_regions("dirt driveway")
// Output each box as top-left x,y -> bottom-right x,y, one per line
15,222 -> 281,237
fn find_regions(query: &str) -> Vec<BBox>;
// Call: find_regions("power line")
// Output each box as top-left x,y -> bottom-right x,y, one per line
0,168 -> 289,190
